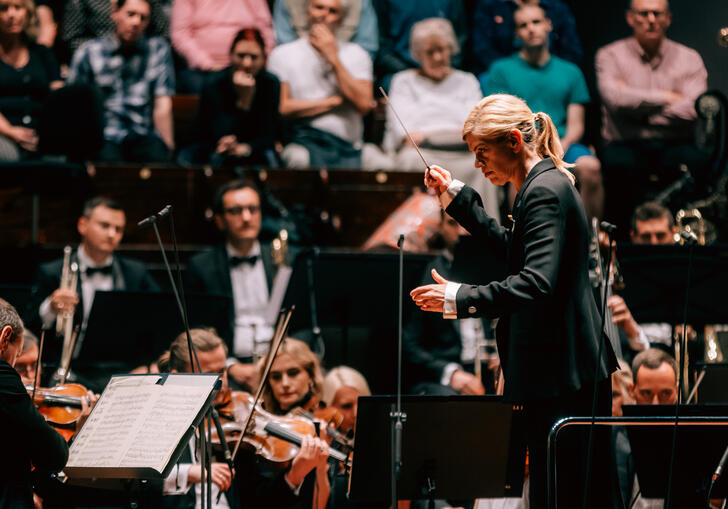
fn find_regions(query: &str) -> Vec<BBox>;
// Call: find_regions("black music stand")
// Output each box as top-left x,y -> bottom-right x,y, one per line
79,290 -> 232,378
617,244 -> 728,324
622,404 -> 728,501
349,395 -> 526,502
281,250 -> 433,390
695,362 -> 728,403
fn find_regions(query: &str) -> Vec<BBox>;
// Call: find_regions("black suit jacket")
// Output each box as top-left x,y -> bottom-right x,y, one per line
403,254 -> 489,389
184,244 -> 277,352
447,158 -> 618,401
0,360 -> 68,509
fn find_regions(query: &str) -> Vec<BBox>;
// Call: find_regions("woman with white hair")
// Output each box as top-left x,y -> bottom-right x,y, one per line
381,17 -> 500,221
322,365 -> 371,436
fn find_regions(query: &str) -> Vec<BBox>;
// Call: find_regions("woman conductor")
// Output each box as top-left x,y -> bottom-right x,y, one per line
410,94 -> 618,509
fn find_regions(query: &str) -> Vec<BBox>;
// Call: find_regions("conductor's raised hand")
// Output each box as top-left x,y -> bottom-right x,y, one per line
410,269 -> 450,313
424,164 -> 452,197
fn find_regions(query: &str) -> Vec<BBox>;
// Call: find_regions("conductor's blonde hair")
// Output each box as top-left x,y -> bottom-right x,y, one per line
462,94 -> 575,185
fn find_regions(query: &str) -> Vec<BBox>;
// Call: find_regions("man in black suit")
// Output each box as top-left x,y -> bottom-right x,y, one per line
403,212 -> 499,396
29,197 -> 159,390
185,180 -> 282,391
0,298 -> 68,509
411,95 -> 618,508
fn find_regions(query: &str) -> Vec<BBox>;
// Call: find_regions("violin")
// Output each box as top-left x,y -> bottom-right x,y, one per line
26,383 -> 90,441
214,389 -> 349,467
290,406 -> 354,452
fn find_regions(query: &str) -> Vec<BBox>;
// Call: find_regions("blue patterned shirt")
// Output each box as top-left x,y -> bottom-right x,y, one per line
68,35 -> 175,143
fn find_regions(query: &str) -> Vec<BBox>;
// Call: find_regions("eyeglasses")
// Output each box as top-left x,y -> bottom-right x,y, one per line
223,205 -> 261,216
631,9 -> 668,18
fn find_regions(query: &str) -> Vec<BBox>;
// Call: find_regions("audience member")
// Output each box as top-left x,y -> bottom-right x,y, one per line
67,0 -> 175,163
471,0 -> 582,76
0,0 -> 62,162
595,0 -> 709,235
185,180 -> 284,392
274,0 -> 378,60
62,0 -> 169,58
267,0 -> 373,169
182,28 -> 281,168
378,18 -> 499,218
29,197 -> 159,391
485,4 -> 603,220
170,0 -> 274,93
34,0 -> 58,47
372,0 -> 466,90
403,211 -> 499,396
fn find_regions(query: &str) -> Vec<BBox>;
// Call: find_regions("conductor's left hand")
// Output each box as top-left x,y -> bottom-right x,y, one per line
410,269 -> 450,313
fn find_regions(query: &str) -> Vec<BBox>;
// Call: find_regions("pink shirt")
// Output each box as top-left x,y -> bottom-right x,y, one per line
171,0 -> 275,71
595,37 -> 707,142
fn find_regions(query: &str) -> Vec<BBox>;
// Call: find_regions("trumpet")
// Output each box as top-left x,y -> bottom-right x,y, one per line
54,246 -> 79,385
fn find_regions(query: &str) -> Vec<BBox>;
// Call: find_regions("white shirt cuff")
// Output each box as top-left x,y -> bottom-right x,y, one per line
163,463 -> 191,495
39,297 -> 56,330
225,357 -> 238,369
284,472 -> 303,495
439,179 -> 465,210
628,327 -> 651,352
441,362 -> 462,386
443,282 -> 461,319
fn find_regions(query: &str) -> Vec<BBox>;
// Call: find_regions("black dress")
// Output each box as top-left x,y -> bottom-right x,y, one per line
195,68 -> 281,166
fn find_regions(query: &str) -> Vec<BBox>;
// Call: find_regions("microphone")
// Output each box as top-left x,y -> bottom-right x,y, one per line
600,221 -> 617,235
397,234 -> 405,248
680,230 -> 699,245
713,445 -> 728,483
138,205 -> 172,228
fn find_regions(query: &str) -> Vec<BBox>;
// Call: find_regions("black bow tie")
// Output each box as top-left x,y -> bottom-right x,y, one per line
85,265 -> 113,276
229,255 -> 258,267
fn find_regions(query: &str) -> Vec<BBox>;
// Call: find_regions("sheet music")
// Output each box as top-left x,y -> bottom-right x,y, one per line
67,374 -> 218,475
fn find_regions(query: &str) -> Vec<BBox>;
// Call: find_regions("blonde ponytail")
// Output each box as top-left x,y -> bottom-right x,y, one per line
533,112 -> 575,185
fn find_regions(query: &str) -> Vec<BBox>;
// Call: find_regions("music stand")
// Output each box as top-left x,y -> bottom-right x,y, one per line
349,395 -> 526,502
281,250 -> 433,390
79,290 -> 232,369
622,404 -> 728,500
617,244 -> 728,324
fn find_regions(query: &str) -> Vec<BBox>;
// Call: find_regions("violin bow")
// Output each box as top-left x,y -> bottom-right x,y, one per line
31,328 -> 47,403
229,306 -> 295,464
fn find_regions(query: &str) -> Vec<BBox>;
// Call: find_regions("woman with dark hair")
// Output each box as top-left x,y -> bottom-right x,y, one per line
0,0 -> 62,161
184,27 -> 281,168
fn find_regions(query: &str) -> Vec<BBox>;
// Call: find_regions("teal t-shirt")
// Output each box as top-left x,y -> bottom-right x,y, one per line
485,54 -> 590,138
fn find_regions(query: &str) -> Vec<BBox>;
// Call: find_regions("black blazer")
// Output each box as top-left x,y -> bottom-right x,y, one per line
447,158 -> 618,401
403,254 -> 489,389
184,244 -> 277,352
0,360 -> 68,509
27,252 -> 160,337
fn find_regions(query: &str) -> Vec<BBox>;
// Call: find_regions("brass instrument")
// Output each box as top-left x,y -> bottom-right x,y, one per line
674,208 -> 707,245
54,246 -> 79,384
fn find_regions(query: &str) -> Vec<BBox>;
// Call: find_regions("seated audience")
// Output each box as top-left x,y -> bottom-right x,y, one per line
62,0 -> 169,59
0,0 -> 62,162
267,0 -> 373,169
379,17 -> 499,219
403,211 -> 499,396
182,28 -> 281,168
274,0 -> 378,60
595,0 -> 709,236
485,4 -> 603,220
471,0 -> 582,76
68,0 -> 175,163
372,0 -> 466,90
170,0 -> 274,93
0,298 -> 68,508
258,338 -> 332,509
29,197 -> 159,391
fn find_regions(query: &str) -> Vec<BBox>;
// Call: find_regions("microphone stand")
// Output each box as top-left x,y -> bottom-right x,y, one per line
143,208 -> 216,509
665,232 -> 697,509
582,222 -> 616,509
391,234 -> 406,508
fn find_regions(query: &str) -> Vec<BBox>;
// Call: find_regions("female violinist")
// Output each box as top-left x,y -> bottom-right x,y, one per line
257,337 -> 331,509
321,366 -> 371,439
